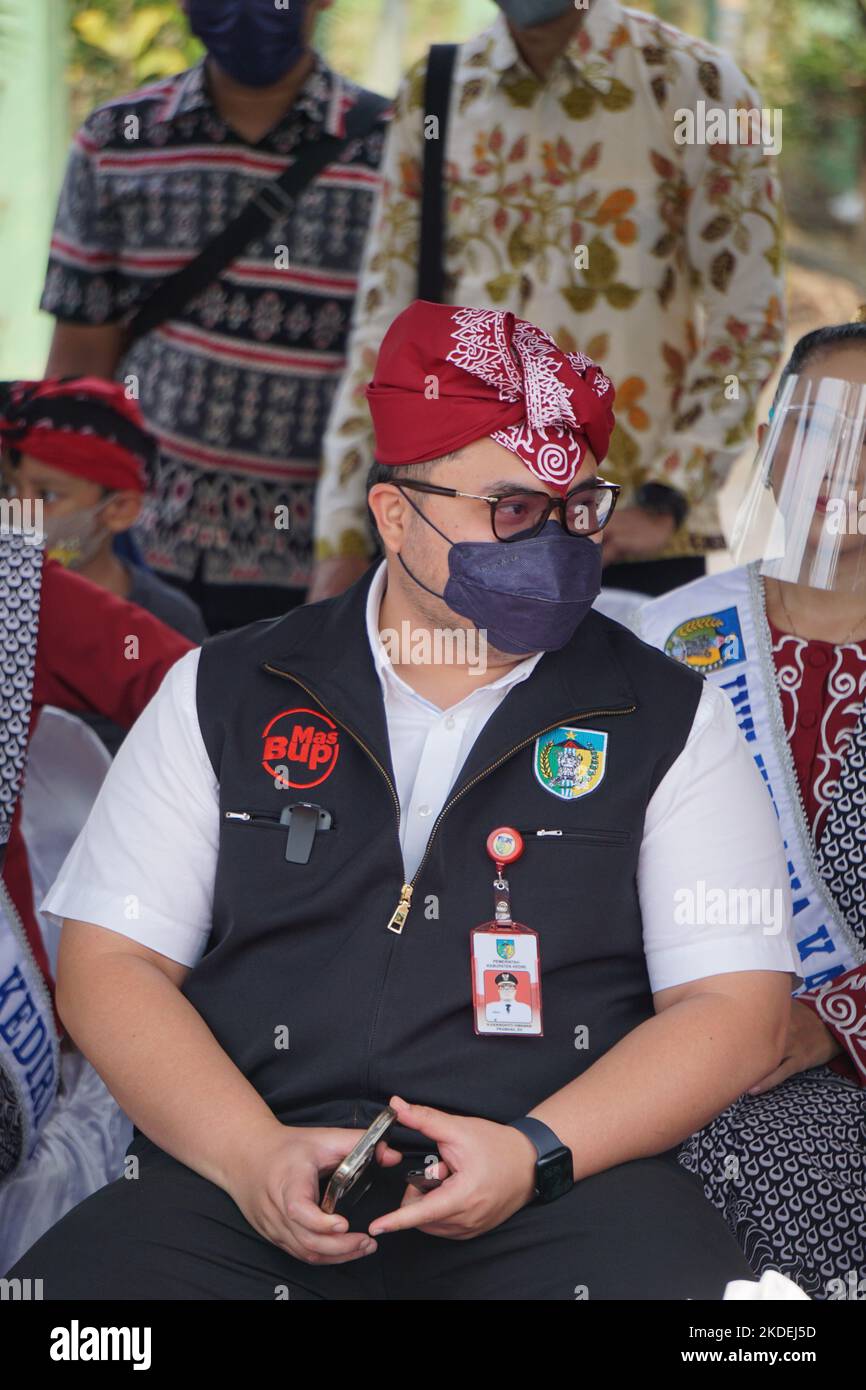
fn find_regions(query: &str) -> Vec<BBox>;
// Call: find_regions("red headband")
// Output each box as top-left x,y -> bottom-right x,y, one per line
0,377 -> 153,492
366,301 -> 616,494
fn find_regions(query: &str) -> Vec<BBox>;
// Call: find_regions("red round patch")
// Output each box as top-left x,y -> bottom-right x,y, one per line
261,707 -> 340,788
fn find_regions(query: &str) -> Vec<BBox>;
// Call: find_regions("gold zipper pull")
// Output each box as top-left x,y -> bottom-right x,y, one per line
386,884 -> 414,935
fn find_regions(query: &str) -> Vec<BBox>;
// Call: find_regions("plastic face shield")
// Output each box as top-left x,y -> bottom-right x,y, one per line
730,374 -> 866,594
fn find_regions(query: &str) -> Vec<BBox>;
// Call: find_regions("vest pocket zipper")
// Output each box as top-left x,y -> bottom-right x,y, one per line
520,827 -> 632,846
224,810 -> 283,826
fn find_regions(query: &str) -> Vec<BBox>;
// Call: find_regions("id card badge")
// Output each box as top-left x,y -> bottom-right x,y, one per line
471,923 -> 542,1036
471,827 -> 543,1037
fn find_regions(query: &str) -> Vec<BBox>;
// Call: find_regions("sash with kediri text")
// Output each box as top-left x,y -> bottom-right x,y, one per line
634,562 -> 866,991
0,533 -> 59,1181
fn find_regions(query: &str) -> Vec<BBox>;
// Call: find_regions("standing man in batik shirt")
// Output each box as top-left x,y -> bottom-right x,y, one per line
311,0 -> 785,601
39,0 -> 390,632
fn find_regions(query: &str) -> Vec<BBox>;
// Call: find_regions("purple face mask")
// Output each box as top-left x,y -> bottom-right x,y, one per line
188,0 -> 308,88
397,499 -> 602,656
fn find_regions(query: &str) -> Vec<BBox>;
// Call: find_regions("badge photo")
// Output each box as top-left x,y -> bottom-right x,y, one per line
534,726 -> 607,801
471,927 -> 542,1037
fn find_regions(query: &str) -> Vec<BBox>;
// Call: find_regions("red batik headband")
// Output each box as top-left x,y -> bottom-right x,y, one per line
0,377 -> 155,492
366,301 -> 616,494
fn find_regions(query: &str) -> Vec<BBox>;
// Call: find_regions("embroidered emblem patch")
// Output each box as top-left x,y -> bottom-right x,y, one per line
534,727 -> 607,801
664,606 -> 745,673
261,707 -> 340,788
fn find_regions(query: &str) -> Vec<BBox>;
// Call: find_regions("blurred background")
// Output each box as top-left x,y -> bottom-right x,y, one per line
0,0 -> 864,541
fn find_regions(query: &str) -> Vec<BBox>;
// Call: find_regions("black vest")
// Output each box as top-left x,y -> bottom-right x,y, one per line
189,571 -> 702,1148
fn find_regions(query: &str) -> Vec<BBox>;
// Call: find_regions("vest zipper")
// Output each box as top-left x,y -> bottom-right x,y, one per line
262,661 -> 635,934
519,827 -> 633,845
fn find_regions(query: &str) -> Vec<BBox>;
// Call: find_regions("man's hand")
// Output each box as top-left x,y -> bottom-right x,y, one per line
306,555 -> 371,603
601,507 -> 675,565
367,1096 -> 538,1241
225,1121 -> 403,1264
747,1001 -> 841,1096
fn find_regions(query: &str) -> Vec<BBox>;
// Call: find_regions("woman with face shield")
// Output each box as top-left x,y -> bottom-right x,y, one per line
635,321 -> 866,1298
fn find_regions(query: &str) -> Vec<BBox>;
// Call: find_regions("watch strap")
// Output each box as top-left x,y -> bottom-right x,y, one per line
508,1115 -> 568,1161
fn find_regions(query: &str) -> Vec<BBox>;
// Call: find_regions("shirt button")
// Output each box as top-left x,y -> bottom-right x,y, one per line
807,647 -> 829,668
418,804 -> 432,817
444,715 -> 456,730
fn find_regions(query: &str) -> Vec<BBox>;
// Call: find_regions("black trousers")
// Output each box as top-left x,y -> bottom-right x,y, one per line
8,1136 -> 753,1301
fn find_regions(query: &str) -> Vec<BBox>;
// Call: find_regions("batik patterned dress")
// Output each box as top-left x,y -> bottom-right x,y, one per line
678,618 -> 866,1300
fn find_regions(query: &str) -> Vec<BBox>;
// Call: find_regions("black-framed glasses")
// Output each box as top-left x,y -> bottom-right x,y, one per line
394,477 -> 621,542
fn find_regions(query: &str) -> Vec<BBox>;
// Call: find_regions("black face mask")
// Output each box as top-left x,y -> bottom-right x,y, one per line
397,492 -> 602,656
187,0 -> 308,88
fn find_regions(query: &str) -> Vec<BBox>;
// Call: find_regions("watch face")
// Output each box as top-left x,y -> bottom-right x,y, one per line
536,1146 -> 572,1203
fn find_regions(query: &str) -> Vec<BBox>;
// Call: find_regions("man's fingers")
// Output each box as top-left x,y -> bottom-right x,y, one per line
275,1189 -> 378,1261
399,1183 -> 425,1209
291,1227 -> 378,1261
282,1190 -> 349,1235
368,1179 -> 463,1236
388,1095 -> 460,1145
375,1140 -> 404,1167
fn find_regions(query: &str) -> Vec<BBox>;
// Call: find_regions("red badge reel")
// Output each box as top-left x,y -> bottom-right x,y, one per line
471,827 -> 542,1037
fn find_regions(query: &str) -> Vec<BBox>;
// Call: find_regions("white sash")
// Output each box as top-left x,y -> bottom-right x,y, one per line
636,563 -> 865,989
0,876 -> 59,1179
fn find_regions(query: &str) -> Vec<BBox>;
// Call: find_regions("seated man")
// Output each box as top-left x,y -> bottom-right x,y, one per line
9,302 -> 797,1301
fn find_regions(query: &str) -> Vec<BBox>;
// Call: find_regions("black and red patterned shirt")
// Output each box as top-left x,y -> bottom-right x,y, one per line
770,620 -> 866,1087
769,619 -> 866,845
41,55 -> 389,589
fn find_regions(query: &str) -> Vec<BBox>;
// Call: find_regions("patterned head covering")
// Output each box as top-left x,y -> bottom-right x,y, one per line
366,301 -> 616,494
0,378 -> 156,492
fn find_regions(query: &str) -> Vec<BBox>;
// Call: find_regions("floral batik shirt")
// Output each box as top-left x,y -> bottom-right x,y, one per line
41,55 -> 389,588
315,0 -> 784,565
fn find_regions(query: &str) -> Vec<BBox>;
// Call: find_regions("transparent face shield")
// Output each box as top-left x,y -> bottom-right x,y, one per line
730,374 -> 866,594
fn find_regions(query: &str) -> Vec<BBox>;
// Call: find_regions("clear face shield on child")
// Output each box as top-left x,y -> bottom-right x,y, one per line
730,373 -> 866,594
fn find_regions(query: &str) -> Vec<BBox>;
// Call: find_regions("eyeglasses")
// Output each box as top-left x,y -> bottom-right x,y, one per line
394,478 -> 621,542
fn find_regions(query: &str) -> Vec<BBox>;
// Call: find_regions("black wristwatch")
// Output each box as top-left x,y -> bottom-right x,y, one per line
632,481 -> 689,529
508,1116 -> 573,1204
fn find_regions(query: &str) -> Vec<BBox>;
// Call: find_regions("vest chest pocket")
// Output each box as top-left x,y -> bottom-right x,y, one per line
224,803 -> 333,864
518,826 -> 632,847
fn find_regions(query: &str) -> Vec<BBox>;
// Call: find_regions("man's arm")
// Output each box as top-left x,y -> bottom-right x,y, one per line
45,321 -> 125,379
525,969 -> 790,1179
56,919 -> 279,1191
309,58 -> 427,601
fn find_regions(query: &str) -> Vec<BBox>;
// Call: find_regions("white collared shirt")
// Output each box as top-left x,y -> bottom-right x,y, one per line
43,563 -> 800,992
366,560 -> 541,880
